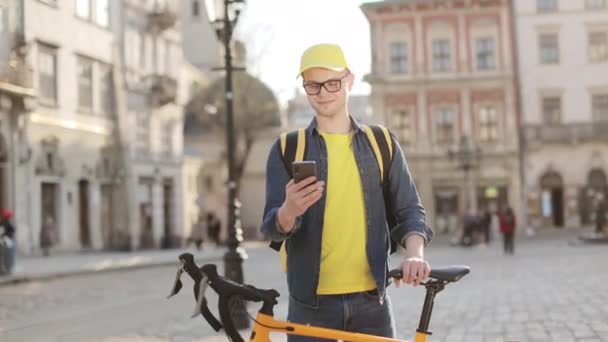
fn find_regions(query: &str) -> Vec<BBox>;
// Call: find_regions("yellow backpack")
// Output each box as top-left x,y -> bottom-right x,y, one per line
269,124 -> 397,272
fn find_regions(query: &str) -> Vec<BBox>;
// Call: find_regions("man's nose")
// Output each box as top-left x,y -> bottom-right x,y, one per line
316,85 -> 331,97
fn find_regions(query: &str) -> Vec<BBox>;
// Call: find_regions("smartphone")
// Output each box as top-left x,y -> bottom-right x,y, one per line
292,161 -> 317,184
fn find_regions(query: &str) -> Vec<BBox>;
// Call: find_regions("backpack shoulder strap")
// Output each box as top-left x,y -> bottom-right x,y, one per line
272,128 -> 307,272
362,123 -> 399,254
361,124 -> 393,183
279,128 -> 307,177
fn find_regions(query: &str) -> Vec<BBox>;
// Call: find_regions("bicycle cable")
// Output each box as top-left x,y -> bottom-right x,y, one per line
234,296 -> 296,332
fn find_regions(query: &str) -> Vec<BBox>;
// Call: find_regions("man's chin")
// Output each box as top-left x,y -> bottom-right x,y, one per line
316,110 -> 337,118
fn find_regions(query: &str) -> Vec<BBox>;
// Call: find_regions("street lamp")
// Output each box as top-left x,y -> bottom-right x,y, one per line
448,135 -> 482,214
205,0 -> 249,329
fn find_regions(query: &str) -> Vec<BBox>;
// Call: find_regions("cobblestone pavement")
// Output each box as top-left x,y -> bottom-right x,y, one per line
0,230 -> 607,342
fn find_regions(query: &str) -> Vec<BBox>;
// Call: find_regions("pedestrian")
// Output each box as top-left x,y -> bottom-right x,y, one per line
40,215 -> 57,257
188,214 -> 206,251
461,209 -> 478,247
0,209 -> 16,274
206,212 -> 221,247
499,206 -> 516,255
595,196 -> 606,236
260,43 -> 433,341
478,208 -> 492,245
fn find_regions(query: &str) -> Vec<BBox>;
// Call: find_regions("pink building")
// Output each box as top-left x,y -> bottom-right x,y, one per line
361,0 -> 521,235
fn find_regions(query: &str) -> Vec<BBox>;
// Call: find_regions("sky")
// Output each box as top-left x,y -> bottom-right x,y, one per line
235,0 -> 381,106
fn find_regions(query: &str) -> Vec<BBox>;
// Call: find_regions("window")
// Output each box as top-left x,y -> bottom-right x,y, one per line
542,96 -> 561,124
76,0 -> 92,19
135,112 -> 150,154
77,57 -> 94,111
592,94 -> 608,121
95,0 -> 110,27
478,106 -> 499,142
77,0 -> 110,27
129,30 -> 141,68
192,0 -> 200,17
589,32 -> 608,63
161,125 -> 173,156
539,33 -> 559,64
38,45 -> 58,104
164,40 -> 172,76
476,37 -> 496,70
156,37 -> 166,74
140,32 -> 147,68
393,109 -> 412,143
100,64 -> 114,116
389,42 -> 408,74
432,39 -> 451,72
537,0 -> 558,12
586,0 -> 607,9
435,108 -> 455,144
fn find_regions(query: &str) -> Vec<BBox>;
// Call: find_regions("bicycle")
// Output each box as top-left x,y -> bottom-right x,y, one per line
167,253 -> 470,342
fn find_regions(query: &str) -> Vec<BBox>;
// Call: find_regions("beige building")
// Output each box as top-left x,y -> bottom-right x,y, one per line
0,0 -> 189,254
362,0 -> 521,235
0,0 -> 36,251
516,0 -> 608,229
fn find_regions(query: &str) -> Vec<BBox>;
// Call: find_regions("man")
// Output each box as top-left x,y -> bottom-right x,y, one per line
260,43 -> 433,341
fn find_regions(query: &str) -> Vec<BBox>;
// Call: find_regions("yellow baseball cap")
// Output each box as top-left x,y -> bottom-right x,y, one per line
297,43 -> 349,78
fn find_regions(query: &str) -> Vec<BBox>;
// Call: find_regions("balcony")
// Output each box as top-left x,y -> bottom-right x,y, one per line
147,74 -> 177,106
0,58 -> 34,96
147,4 -> 177,32
524,122 -> 608,146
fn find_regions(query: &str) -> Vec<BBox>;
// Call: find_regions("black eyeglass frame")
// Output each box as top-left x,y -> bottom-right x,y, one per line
302,72 -> 351,96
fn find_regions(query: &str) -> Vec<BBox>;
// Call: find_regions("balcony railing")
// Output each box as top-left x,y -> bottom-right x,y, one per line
147,74 -> 177,106
524,122 -> 608,145
147,4 -> 177,32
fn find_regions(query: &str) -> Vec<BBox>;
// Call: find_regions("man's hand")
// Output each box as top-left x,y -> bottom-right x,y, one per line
394,256 -> 430,288
278,177 -> 324,233
394,234 -> 430,288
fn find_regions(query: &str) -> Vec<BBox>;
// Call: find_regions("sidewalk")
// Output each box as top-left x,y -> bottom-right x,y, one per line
0,241 -> 266,287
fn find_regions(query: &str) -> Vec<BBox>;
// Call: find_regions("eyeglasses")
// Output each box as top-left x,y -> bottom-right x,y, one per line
302,72 -> 350,96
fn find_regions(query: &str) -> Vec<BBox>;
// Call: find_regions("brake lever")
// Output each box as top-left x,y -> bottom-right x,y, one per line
167,266 -> 184,299
191,275 -> 209,318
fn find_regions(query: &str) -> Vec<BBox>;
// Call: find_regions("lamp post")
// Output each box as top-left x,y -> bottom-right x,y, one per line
448,135 -> 482,214
205,0 -> 249,329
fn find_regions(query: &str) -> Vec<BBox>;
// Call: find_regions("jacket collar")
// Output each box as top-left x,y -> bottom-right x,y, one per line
305,115 -> 364,136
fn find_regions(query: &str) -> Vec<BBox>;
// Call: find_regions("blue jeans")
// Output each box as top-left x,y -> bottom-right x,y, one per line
287,290 -> 395,342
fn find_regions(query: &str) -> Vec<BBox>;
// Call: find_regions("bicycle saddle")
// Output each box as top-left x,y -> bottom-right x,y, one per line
429,266 -> 470,282
388,265 -> 470,283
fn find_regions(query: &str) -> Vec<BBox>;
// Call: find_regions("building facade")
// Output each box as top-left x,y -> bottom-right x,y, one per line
362,0 -> 521,235
119,0 -> 185,250
0,0 -> 36,252
516,0 -> 608,229
2,0 -> 188,255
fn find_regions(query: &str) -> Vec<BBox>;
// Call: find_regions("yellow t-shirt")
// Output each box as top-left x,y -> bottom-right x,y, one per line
317,131 -> 376,295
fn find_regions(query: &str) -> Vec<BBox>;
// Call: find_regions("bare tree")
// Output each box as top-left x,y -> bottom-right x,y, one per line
185,69 -> 280,193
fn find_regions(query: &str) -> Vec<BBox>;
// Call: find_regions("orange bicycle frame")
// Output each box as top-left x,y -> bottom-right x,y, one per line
249,312 -> 428,342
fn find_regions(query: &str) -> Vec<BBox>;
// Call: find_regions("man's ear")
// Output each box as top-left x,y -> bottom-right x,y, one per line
347,73 -> 355,91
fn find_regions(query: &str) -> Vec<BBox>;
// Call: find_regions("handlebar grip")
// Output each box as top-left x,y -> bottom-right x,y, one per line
218,295 -> 245,342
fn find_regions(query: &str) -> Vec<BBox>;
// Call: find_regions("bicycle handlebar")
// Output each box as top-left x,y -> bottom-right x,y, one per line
167,253 -> 279,342
168,253 -> 470,342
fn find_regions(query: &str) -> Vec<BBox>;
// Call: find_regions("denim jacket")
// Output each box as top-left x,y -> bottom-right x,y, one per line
260,117 -> 433,308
